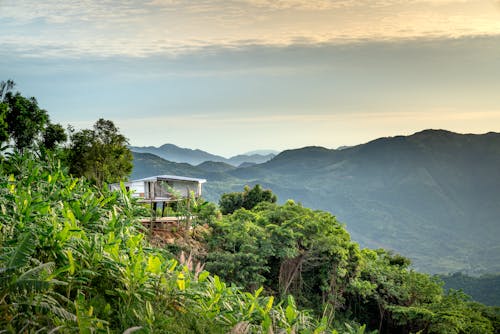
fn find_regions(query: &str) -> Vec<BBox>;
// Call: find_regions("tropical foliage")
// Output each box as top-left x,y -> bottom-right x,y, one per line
0,155 -> 324,333
1,83 -> 498,333
203,192 -> 500,333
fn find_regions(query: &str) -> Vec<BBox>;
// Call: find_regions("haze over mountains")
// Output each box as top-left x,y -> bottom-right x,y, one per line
131,130 -> 500,275
129,143 -> 277,166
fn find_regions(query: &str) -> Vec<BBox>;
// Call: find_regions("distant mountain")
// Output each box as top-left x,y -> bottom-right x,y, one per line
129,143 -> 276,166
243,149 -> 280,155
238,162 -> 257,168
196,161 -> 236,173
227,153 -> 276,167
129,144 -> 227,165
131,152 -> 204,178
131,130 -> 500,275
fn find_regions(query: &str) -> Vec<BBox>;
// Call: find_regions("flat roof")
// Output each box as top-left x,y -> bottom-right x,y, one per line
134,175 -> 207,184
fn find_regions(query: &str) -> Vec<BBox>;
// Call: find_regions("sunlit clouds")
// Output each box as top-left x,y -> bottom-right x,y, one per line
1,0 -> 500,57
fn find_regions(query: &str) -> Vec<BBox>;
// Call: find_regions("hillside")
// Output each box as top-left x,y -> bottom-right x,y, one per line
129,143 -> 276,166
440,273 -> 500,306
131,130 -> 500,275
4,155 -> 499,333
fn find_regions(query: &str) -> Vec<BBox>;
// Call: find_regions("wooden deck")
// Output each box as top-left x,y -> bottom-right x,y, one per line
139,216 -> 191,231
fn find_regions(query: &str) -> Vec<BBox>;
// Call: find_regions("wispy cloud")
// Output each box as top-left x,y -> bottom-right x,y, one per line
1,0 -> 500,58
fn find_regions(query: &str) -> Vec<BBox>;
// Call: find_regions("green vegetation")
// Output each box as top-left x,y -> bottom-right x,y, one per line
0,155 -> 323,333
0,80 -> 66,154
0,82 -> 324,333
2,83 -> 499,333
200,193 -> 500,333
440,272 -> 500,306
0,80 -> 133,186
3,154 -> 498,333
219,184 -> 277,214
67,118 -> 133,187
131,130 -> 500,275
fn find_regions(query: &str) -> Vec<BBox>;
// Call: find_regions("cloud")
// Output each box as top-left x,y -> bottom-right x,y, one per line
1,0 -> 500,58
2,29 -> 498,156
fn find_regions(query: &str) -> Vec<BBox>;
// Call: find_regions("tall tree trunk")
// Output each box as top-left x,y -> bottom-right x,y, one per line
279,254 -> 304,295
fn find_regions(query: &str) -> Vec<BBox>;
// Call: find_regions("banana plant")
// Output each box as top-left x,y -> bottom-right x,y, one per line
0,233 -> 75,331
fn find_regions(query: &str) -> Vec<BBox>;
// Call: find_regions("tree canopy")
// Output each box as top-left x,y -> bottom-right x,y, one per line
204,187 -> 500,333
219,184 -> 277,214
4,92 -> 49,153
68,118 -> 133,186
0,103 -> 8,147
0,80 -> 66,153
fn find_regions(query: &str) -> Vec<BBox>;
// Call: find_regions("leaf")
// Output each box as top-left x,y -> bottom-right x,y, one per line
265,296 -> 274,313
67,250 -> 75,275
146,301 -> 154,318
285,296 -> 297,324
313,317 -> 328,334
254,286 -> 263,299
214,275 -> 223,292
285,304 -> 296,325
177,272 -> 185,291
69,179 -> 78,191
262,314 -> 272,332
7,233 -> 34,269
198,270 -> 210,282
146,255 -> 162,275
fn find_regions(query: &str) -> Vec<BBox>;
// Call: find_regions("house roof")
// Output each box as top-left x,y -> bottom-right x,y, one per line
134,175 -> 207,184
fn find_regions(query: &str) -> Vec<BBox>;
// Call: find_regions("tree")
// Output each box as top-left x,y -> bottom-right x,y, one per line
0,80 -> 14,146
0,79 -> 15,102
0,103 -> 8,147
218,192 -> 244,215
207,198 -> 360,314
4,92 -> 48,153
219,184 -> 277,214
0,80 -> 66,153
43,122 -> 67,150
68,118 -> 133,186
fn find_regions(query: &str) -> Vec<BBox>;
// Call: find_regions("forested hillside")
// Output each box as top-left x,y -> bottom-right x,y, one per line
2,156 -> 499,333
1,83 -> 318,332
440,273 -> 500,306
132,130 -> 500,275
2,83 -> 499,332
1,156 -> 331,333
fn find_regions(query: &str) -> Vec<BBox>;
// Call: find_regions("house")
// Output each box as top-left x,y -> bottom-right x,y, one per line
109,175 -> 207,203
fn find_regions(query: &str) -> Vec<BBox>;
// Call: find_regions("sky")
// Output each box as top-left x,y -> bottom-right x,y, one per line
1,0 -> 500,157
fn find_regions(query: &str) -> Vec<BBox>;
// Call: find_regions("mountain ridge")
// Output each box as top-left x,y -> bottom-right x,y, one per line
129,143 -> 277,166
131,129 -> 500,275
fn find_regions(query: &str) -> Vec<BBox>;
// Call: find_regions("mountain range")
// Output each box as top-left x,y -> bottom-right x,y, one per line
130,130 -> 500,275
129,143 -> 277,166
